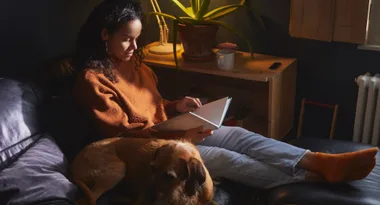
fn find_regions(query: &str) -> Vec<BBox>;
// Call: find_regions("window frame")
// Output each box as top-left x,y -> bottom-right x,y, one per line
359,0 -> 380,51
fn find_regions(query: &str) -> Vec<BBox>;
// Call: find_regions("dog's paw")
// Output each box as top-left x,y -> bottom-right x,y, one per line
75,198 -> 89,205
207,200 -> 219,205
109,196 -> 133,205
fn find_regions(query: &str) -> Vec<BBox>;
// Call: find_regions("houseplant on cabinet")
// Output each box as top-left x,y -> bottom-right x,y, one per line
149,0 -> 264,67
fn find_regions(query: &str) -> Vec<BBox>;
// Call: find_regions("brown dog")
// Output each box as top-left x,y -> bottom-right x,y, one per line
70,137 -> 215,205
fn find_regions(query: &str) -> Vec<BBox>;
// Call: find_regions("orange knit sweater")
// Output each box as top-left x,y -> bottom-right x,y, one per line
73,60 -> 185,139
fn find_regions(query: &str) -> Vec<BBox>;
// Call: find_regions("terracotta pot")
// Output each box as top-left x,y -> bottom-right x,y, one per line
177,23 -> 218,62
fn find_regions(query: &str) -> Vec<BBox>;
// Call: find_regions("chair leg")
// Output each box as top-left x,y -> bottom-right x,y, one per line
329,104 -> 339,140
297,98 -> 306,138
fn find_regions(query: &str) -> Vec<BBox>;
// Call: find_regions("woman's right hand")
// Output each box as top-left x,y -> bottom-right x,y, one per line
183,126 -> 213,144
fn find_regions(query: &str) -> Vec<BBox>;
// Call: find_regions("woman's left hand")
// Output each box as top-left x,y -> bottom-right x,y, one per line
176,96 -> 202,113
183,126 -> 213,143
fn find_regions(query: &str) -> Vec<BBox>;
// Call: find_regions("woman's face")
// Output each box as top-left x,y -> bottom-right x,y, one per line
102,19 -> 142,62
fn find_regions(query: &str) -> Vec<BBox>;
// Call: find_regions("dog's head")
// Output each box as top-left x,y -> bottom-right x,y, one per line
150,141 -> 207,197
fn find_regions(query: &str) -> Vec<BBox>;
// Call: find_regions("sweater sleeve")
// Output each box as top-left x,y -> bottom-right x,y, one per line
73,71 -> 186,139
73,72 -> 144,137
148,64 -> 181,117
162,99 -> 181,118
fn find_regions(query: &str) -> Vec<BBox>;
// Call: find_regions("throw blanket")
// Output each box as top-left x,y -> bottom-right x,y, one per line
0,135 -> 77,205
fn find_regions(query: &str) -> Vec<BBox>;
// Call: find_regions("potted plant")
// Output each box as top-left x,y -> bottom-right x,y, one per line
150,0 -> 264,67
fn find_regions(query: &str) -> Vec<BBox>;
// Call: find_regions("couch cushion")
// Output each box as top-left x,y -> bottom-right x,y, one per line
266,137 -> 380,205
0,78 -> 44,170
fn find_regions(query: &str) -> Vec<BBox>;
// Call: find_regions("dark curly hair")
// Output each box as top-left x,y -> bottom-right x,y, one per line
73,0 -> 145,82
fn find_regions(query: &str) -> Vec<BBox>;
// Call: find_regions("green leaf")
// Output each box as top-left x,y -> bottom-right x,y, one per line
204,4 -> 244,20
172,0 -> 195,18
196,0 -> 211,20
191,0 -> 200,16
179,17 -> 202,24
172,20 -> 179,68
207,20 -> 254,59
186,7 -> 195,18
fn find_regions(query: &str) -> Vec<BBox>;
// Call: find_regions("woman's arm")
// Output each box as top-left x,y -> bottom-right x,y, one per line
146,64 -> 182,118
162,99 -> 181,118
73,71 -> 186,139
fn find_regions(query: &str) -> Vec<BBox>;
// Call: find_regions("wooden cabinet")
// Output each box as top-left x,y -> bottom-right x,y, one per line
289,0 -> 370,44
142,42 -> 297,140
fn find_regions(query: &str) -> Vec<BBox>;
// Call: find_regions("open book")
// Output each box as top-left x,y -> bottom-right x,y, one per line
152,97 -> 232,131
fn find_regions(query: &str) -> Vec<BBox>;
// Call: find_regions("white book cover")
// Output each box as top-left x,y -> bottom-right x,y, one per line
152,97 -> 232,131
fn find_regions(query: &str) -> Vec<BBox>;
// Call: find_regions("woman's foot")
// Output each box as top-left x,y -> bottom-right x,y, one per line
298,147 -> 378,183
305,171 -> 324,182
343,157 -> 376,181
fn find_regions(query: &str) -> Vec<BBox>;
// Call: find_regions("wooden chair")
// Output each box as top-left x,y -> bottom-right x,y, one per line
297,98 -> 339,140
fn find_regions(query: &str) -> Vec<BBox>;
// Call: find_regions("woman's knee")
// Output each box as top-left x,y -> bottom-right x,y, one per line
218,126 -> 249,136
198,145 -> 245,166
220,126 -> 268,141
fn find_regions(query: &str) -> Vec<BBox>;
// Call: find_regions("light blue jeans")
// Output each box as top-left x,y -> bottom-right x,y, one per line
196,126 -> 309,189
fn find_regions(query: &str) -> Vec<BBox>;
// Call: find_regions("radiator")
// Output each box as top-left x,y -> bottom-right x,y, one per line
353,73 -> 380,146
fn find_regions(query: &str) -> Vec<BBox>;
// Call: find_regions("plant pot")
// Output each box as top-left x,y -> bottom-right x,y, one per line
177,23 -> 218,62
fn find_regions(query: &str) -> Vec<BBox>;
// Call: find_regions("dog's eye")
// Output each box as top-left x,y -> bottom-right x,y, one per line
163,171 -> 176,180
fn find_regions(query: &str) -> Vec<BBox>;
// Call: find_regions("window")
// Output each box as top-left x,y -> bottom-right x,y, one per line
360,0 -> 380,50
289,0 -> 370,45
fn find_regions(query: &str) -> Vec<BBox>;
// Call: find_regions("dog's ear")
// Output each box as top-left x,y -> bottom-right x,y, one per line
184,158 -> 206,196
153,145 -> 161,160
151,144 -> 172,170
150,146 -> 161,170
178,158 -> 190,181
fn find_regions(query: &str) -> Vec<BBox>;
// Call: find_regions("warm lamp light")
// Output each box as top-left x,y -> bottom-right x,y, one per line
148,0 -> 181,55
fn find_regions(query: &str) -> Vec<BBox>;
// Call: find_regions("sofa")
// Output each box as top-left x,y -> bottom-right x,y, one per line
0,77 -> 379,205
0,78 -> 77,205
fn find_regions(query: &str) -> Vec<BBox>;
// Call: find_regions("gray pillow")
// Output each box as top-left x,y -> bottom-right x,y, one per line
0,78 -> 43,170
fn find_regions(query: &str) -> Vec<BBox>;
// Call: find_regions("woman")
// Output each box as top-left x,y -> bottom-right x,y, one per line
72,0 -> 378,189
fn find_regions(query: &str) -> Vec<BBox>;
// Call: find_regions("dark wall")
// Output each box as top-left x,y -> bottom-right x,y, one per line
146,0 -> 380,140
247,1 -> 379,140
1,0 -> 379,140
0,0 -> 103,79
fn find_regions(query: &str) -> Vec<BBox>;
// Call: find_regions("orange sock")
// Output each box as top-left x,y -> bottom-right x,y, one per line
305,171 -> 324,182
343,157 -> 376,182
310,147 -> 378,182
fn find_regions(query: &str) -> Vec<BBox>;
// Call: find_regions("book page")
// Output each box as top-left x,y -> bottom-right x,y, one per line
151,112 -> 218,131
151,97 -> 231,131
192,97 -> 232,127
